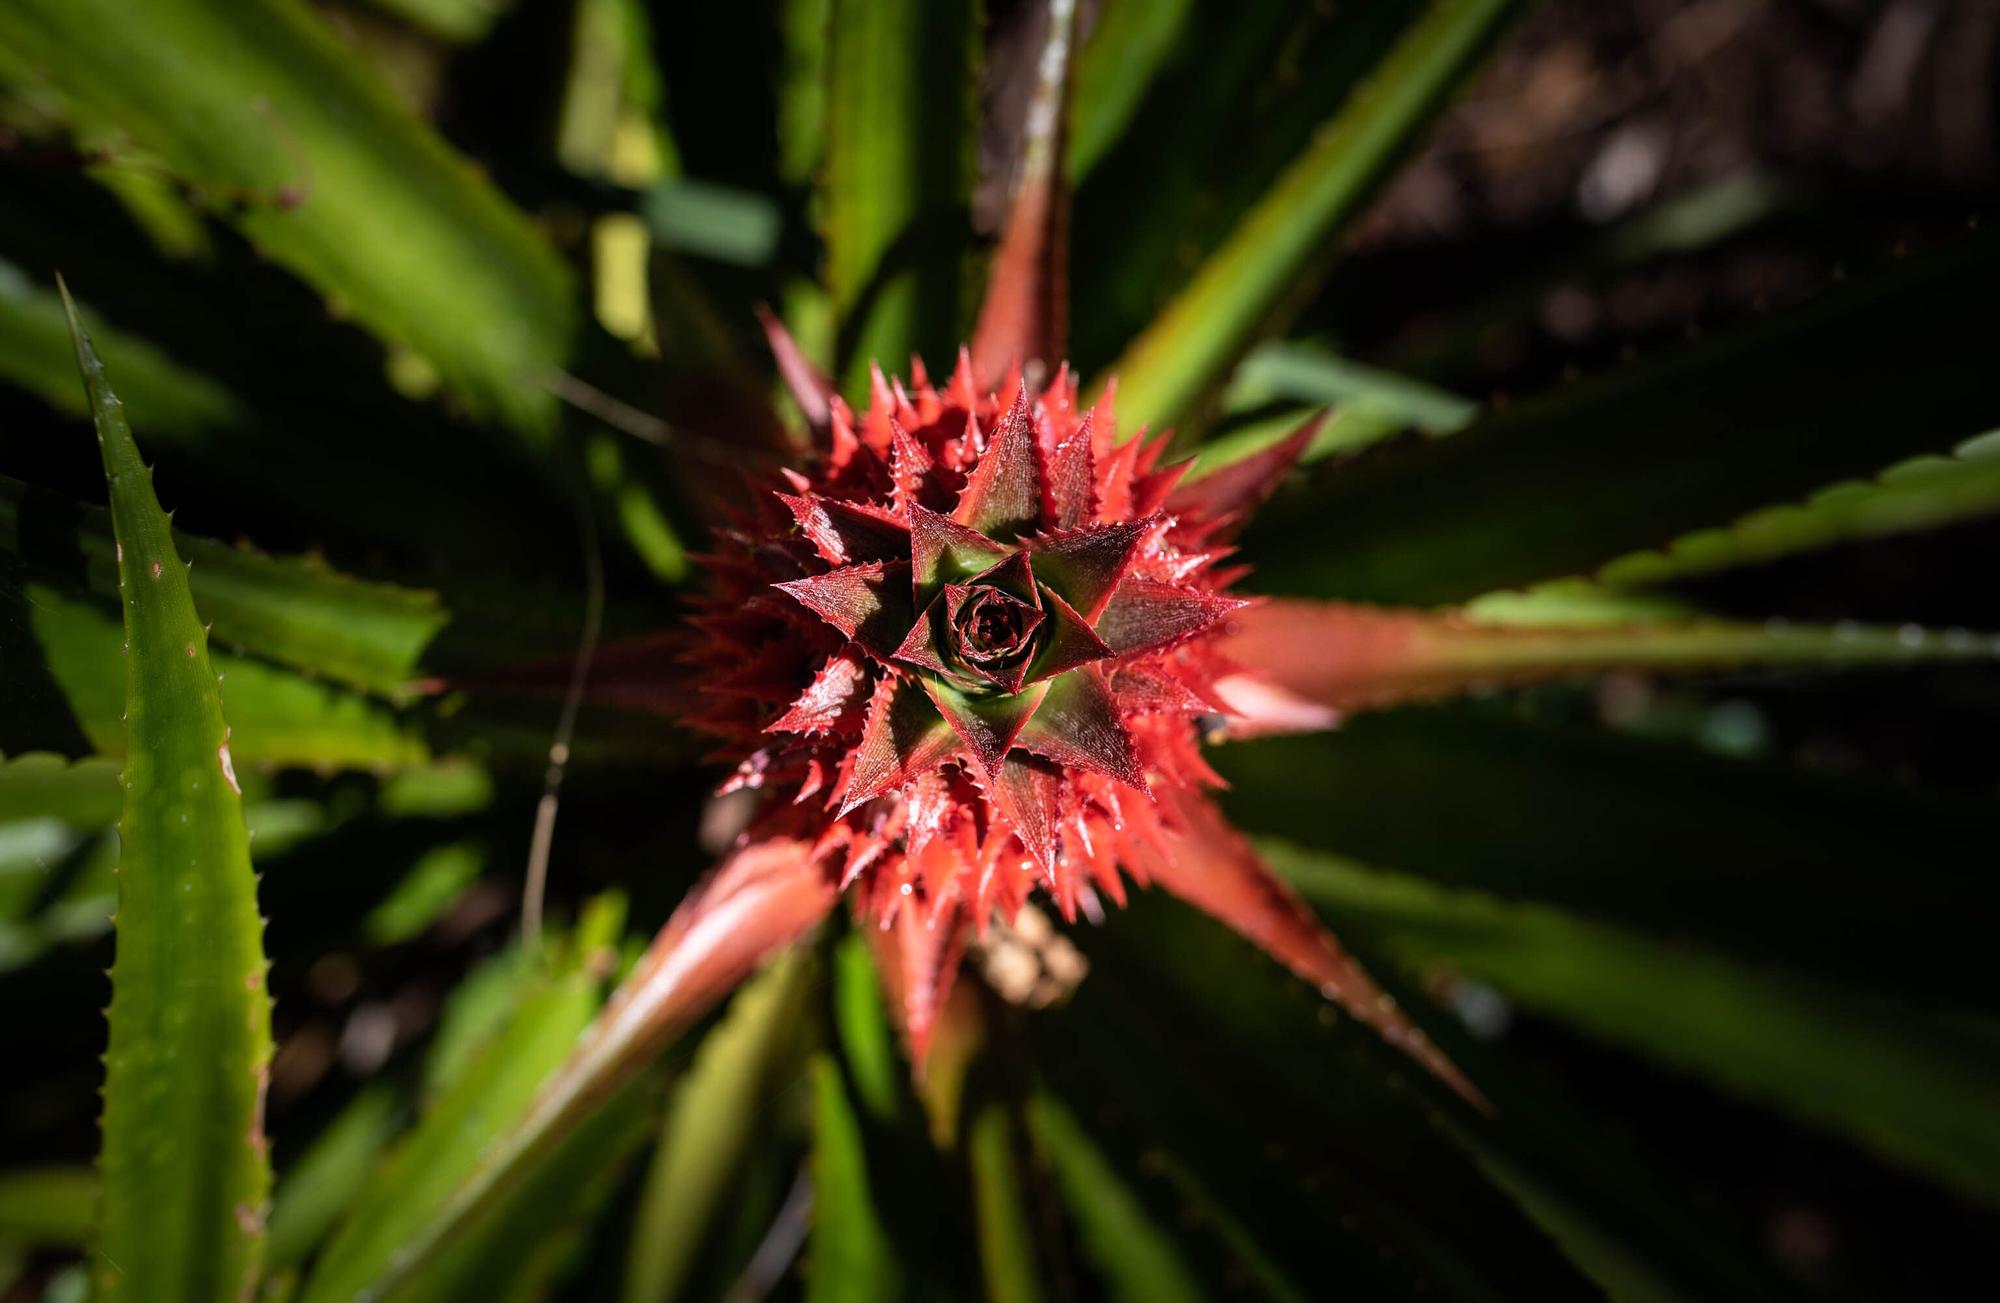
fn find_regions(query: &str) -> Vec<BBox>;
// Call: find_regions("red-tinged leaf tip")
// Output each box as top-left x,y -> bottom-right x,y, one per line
952,388 -> 1043,540
909,503 -> 1010,594
1017,666 -> 1145,790
969,0 -> 1078,390
871,903 -> 969,1066
1094,579 -> 1247,658
774,561 -> 915,661
1143,790 -> 1485,1109
965,548 -> 1041,606
778,492 -> 910,565
1044,409 -> 1096,529
768,647 -> 872,736
1027,516 -> 1152,620
756,304 -> 835,432
923,675 -> 1052,781
1166,415 -> 1322,537
990,751 -> 1063,871
890,418 -> 936,514
1025,584 -> 1114,682
841,674 -> 960,814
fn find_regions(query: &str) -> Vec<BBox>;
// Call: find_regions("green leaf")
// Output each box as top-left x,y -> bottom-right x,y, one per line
0,753 -> 122,828
1067,0 -> 1197,184
64,281 -> 275,1301
966,1094 -> 1041,1303
0,0 -> 573,430
297,959 -> 607,1299
5,575 -> 428,769
1264,839 -> 2000,1208
1026,1094 -> 1204,1303
1212,707 -> 2000,1014
822,0 -> 977,393
0,1166 -> 94,1249
806,1054 -> 902,1303
266,1086 -> 402,1271
0,261 -> 238,441
1035,893 -> 1600,1301
1247,236 -> 2000,604
2,475 -> 449,698
1098,0 -> 1519,434
1590,427 -> 2000,589
624,951 -> 811,1303
361,0 -> 514,44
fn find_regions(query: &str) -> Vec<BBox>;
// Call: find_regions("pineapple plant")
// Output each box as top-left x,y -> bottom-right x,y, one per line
1,0 -> 1997,1299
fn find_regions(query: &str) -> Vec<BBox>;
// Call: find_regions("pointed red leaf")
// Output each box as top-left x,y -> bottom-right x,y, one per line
869,901 -> 969,1066
756,304 -> 835,433
989,751 -> 1063,871
774,561 -> 916,661
890,418 -> 936,515
1094,579 -> 1247,657
968,0 -> 1078,389
778,492 -> 910,565
923,675 -> 1052,780
768,647 -> 872,736
909,503 -> 1010,594
1044,409 -> 1096,529
953,389 -> 1043,540
1165,416 -> 1320,537
1027,517 -> 1152,620
1025,585 -> 1114,682
1016,666 -> 1145,789
1145,789 -> 1483,1106
965,548 -> 1041,605
841,674 -> 960,814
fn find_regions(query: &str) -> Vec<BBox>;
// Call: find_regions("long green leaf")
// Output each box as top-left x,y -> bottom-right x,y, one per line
1247,236 -> 2000,604
624,952 -> 810,1303
6,576 -> 427,769
0,262 -> 238,440
1213,707 -> 2000,1014
821,0 -> 977,393
1592,427 -> 2000,589
0,753 -> 122,828
0,0 -> 572,430
3,476 -> 448,698
0,1167 -> 94,1250
966,1095 -> 1041,1303
1264,838 -> 2000,1207
806,1055 -> 901,1303
64,282 -> 274,1301
1026,1095 -> 1204,1303
1100,0 -> 1518,434
298,950 -> 608,1299
265,1086 -> 403,1272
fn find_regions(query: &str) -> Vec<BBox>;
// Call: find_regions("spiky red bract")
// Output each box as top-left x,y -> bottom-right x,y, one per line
682,351 -> 1456,1086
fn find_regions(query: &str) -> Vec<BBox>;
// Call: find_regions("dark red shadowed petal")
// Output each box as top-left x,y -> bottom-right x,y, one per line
953,388 -> 1043,540
869,900 -> 970,1067
756,304 -> 836,434
964,548 -> 1041,605
1027,516 -> 1153,620
990,751 -> 1064,871
1044,409 -> 1096,529
768,645 -> 872,736
1016,666 -> 1145,790
841,674 -> 961,815
1026,585 -> 1114,682
967,0 -> 1078,390
1144,790 -> 1485,1108
1165,416 -> 1321,539
890,419 -> 936,515
909,503 -> 1011,595
944,584 -> 1044,693
775,561 -> 917,661
923,674 -> 1053,780
1094,579 -> 1248,657
891,594 -> 953,676
777,492 -> 910,565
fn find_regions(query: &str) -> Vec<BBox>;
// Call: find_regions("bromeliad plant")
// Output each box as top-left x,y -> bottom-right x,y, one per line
4,0 -> 2000,1299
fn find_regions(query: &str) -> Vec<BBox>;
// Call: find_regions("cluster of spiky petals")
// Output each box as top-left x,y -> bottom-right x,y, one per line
681,349 -> 1473,1099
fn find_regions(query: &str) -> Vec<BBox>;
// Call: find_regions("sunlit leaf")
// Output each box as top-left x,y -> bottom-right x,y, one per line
0,0 -> 573,430
64,283 -> 274,1301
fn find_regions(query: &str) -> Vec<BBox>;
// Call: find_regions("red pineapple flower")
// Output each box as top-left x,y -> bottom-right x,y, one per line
678,345 -> 1474,1098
